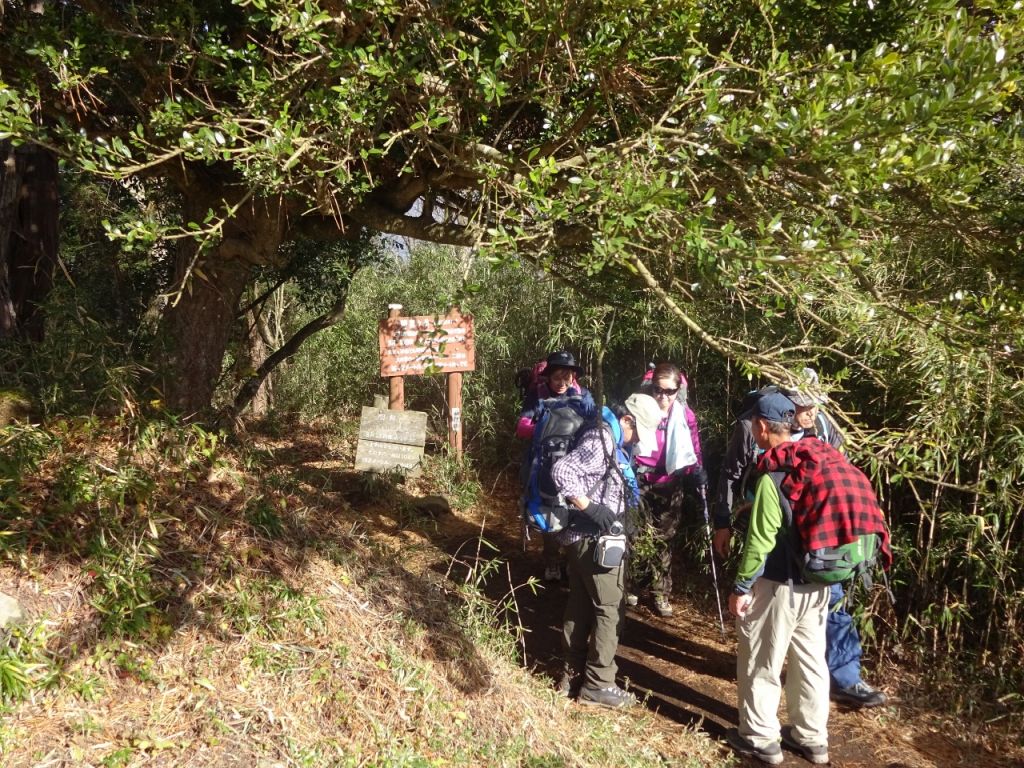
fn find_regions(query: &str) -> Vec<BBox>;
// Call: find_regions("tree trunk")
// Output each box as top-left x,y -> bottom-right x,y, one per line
0,141 -> 59,341
160,248 -> 251,417
592,348 -> 605,409
158,196 -> 284,418
0,146 -> 18,335
243,304 -> 274,417
224,290 -> 350,425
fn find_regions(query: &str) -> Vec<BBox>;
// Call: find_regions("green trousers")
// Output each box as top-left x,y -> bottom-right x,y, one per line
563,537 -> 626,689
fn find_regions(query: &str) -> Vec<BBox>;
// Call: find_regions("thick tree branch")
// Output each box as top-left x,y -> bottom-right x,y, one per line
225,291 -> 349,424
348,201 -> 477,246
628,252 -> 796,385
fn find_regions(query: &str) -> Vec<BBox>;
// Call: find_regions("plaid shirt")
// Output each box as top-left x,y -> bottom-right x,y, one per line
757,439 -> 892,568
551,426 -> 625,543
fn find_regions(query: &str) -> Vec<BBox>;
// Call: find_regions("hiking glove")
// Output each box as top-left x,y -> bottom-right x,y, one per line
684,464 -> 709,490
583,502 -> 618,533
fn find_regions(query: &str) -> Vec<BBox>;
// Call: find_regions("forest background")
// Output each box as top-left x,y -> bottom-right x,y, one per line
1,0 -> 1023,764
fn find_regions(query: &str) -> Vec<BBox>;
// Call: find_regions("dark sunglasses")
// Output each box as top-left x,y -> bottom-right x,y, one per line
652,386 -> 679,397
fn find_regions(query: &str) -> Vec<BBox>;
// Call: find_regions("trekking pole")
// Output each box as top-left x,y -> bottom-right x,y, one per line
699,485 -> 727,637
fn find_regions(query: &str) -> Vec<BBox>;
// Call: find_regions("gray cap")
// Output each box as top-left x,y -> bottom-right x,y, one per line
785,367 -> 825,407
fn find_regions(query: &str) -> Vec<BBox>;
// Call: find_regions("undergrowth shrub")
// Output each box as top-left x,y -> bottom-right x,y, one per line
0,286 -> 146,419
245,495 -> 286,538
626,500 -> 665,593
421,453 -> 482,511
86,529 -> 164,637
215,577 -> 326,640
1,418 -> 237,643
0,424 -> 54,523
0,623 -> 52,703
445,536 -> 531,665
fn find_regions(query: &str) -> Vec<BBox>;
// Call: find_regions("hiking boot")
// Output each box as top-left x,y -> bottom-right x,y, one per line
578,684 -> 637,709
555,671 -> 582,699
653,594 -> 674,617
543,564 -> 562,583
781,725 -> 829,765
831,681 -> 887,708
725,729 -> 783,766
625,592 -> 639,607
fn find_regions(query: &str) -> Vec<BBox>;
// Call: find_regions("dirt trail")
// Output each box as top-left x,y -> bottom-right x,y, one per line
438,471 -> 1019,768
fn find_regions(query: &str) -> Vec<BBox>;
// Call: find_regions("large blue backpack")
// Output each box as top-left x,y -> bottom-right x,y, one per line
522,396 -> 592,532
522,399 -> 637,533
598,406 -> 640,511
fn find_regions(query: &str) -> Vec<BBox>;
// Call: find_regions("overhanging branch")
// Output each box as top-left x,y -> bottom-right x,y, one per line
628,252 -> 794,385
349,201 -> 477,246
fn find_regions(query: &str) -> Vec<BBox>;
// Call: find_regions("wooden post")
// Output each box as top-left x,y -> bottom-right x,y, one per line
388,304 -> 405,411
447,371 -> 463,458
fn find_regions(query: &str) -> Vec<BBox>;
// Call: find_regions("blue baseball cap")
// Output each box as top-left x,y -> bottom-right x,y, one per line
754,391 -> 797,423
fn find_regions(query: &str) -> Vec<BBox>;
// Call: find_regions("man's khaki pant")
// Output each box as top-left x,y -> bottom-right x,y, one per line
563,538 -> 625,689
736,579 -> 831,749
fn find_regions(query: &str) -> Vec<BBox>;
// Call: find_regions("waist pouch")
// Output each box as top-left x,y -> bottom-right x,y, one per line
594,533 -> 627,568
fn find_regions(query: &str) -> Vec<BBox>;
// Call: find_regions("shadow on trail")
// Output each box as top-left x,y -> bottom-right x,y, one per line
616,613 -> 737,738
623,615 -> 733,680
618,658 -> 735,739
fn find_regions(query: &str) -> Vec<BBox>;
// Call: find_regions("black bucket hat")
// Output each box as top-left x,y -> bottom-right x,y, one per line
545,350 -> 582,374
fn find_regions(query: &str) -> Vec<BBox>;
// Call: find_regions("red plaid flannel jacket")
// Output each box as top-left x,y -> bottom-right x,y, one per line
757,438 -> 892,569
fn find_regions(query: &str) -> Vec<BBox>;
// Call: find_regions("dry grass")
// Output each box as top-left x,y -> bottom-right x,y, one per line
0,418 -> 726,767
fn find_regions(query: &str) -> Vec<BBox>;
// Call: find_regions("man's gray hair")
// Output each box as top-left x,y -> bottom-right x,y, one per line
759,417 -> 793,436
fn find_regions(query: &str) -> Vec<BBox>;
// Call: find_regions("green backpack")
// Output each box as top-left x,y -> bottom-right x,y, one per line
768,471 -> 881,589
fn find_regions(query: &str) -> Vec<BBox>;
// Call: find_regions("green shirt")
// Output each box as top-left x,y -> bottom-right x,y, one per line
734,474 -> 784,592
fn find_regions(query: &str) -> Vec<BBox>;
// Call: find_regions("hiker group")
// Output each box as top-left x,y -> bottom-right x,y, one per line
515,351 -> 893,765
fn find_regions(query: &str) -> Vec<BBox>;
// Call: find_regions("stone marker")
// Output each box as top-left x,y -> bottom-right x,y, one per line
0,593 -> 23,629
354,406 -> 428,475
412,495 -> 452,518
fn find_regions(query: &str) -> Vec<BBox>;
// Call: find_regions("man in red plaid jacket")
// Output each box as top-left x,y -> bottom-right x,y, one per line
725,390 -> 891,766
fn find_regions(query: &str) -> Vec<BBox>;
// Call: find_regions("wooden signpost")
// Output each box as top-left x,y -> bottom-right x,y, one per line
373,304 -> 475,460
378,305 -> 475,379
